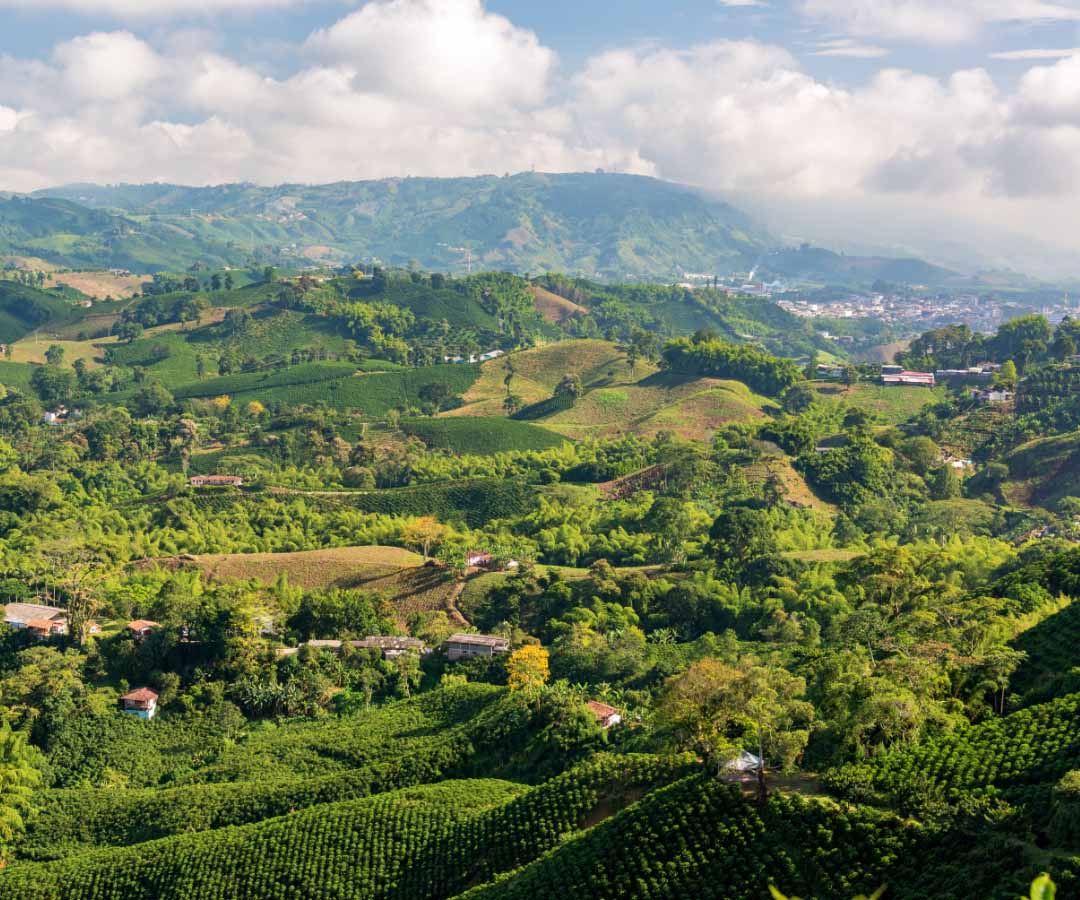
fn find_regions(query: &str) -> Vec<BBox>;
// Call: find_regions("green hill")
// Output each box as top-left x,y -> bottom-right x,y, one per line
449,339 -> 777,441
36,173 -> 772,280
998,430 -> 1080,508
0,196 -> 243,274
0,280 -> 88,343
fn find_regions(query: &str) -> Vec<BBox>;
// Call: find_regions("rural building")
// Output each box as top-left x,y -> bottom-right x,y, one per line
120,687 -> 159,720
127,619 -> 161,640
189,475 -> 244,487
4,602 -> 67,631
935,368 -> 993,384
444,633 -> 511,660
586,700 -> 622,729
350,635 -> 427,659
883,371 -> 935,388
881,364 -> 903,376
815,364 -> 846,380
971,389 -> 1014,404
277,636 -> 428,659
466,550 -> 494,569
25,617 -> 67,638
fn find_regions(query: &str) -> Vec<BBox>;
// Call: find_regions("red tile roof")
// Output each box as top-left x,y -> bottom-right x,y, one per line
121,687 -> 158,703
586,700 -> 619,720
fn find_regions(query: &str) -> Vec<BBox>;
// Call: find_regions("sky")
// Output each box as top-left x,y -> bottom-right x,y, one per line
4,0 -> 1080,273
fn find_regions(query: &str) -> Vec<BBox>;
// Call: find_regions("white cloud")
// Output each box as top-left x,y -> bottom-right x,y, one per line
992,47 -> 1080,59
0,0 -> 305,15
802,0 -> 1080,44
305,0 -> 555,115
812,39 -> 891,58
52,32 -> 162,101
5,0 -> 1080,258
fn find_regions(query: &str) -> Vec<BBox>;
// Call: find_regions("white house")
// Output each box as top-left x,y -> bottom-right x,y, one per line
120,687 -> 159,720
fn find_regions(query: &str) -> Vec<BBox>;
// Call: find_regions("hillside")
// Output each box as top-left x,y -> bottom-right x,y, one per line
0,196 -> 243,274
999,430 -> 1080,508
0,281 -> 86,343
36,173 -> 772,280
762,244 -> 955,286
448,339 -> 776,441
175,546 -> 458,627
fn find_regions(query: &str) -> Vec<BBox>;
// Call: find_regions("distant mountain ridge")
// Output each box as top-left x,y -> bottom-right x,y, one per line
31,173 -> 770,279
7,172 -> 953,284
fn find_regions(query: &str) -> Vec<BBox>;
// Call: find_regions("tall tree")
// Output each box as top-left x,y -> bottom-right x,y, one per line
0,723 -> 41,865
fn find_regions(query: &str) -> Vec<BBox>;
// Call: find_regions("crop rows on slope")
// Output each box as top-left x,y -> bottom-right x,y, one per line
1,755 -> 692,900
28,685 -> 521,858
400,417 -> 568,455
455,776 -> 922,900
824,693 -> 1080,804
307,479 -> 536,529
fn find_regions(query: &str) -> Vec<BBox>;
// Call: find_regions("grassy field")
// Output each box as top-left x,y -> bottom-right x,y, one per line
401,416 -> 568,454
528,284 -> 587,322
999,430 -> 1080,508
447,340 -> 769,440
0,360 -> 36,392
745,452 -> 835,512
45,271 -> 149,299
177,546 -> 458,626
811,380 -> 943,425
543,373 -> 774,441
8,332 -> 113,368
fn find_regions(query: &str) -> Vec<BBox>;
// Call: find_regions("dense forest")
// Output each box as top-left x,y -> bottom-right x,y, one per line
0,262 -> 1075,899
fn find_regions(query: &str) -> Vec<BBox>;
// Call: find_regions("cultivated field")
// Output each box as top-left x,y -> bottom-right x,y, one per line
811,381 -> 943,425
178,546 -> 459,626
46,271 -> 149,299
528,284 -> 587,322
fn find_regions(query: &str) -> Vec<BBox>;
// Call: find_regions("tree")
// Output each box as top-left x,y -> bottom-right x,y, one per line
263,266 -> 276,284
44,543 -> 108,645
224,272 -> 235,290
555,373 -> 583,403
131,382 -> 174,418
196,355 -> 207,379
0,723 -> 41,864
30,366 -> 75,408
507,644 -> 550,704
782,384 -> 815,415
393,653 -> 421,699
931,464 -> 962,500
737,665 -> 814,802
44,345 -> 65,367
400,516 -> 449,560
116,321 -> 143,344
655,659 -> 813,802
645,496 -> 695,564
995,359 -> 1018,389
503,394 -> 523,415
710,507 -> 776,573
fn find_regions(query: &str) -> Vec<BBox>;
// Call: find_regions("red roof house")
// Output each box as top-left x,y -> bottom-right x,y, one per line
586,700 -> 623,729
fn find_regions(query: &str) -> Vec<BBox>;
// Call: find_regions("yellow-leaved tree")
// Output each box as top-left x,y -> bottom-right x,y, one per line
507,644 -> 549,706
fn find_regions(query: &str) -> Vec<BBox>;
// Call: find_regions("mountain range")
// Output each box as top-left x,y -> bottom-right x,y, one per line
0,172 -> 955,284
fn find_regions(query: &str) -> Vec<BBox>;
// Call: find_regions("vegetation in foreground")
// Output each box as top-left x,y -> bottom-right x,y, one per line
0,265 -> 1078,898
